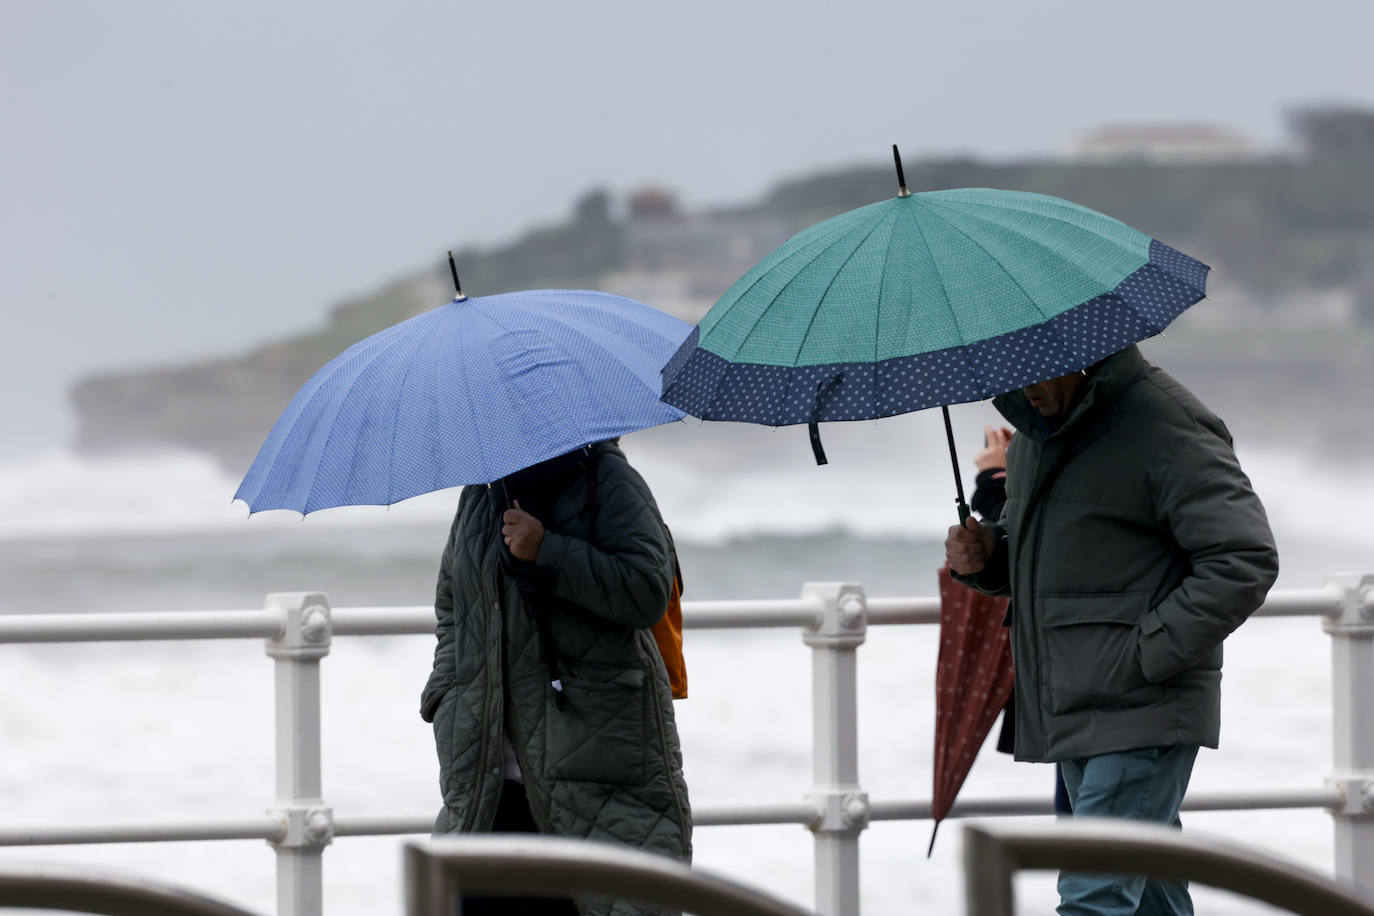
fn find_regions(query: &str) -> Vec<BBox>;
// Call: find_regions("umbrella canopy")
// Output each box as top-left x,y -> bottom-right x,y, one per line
661,183 -> 1209,427
930,565 -> 1014,852
235,289 -> 691,514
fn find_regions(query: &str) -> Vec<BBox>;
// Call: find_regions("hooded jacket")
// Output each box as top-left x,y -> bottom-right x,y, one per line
420,441 -> 691,916
956,345 -> 1278,762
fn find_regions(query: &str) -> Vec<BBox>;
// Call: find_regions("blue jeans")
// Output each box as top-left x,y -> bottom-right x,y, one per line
1056,744 -> 1199,916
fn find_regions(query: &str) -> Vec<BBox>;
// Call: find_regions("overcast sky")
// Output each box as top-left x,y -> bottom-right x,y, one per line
4,0 -> 1372,452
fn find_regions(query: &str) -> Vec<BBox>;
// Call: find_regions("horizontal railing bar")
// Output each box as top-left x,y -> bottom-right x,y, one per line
334,815 -> 434,837
340,804 -> 825,835
330,601 -> 825,636
871,787 -> 1343,822
680,599 -> 822,630
0,610 -> 283,644
3,787 -> 1336,847
330,606 -> 433,636
0,819 -> 279,846
1180,787 -> 1344,811
0,585 -> 1339,645
864,597 -> 941,625
695,803 -> 820,827
1253,585 -> 1343,617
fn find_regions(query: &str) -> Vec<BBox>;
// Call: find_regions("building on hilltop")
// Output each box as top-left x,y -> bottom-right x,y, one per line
626,186 -> 682,222
609,186 -> 793,320
1287,105 -> 1374,159
1068,124 -> 1253,164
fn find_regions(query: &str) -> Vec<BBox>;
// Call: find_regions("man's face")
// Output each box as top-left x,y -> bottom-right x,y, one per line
1022,371 -> 1086,419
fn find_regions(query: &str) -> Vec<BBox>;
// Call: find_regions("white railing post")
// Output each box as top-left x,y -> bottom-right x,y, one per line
264,593 -> 334,916
801,582 -> 869,916
1324,573 -> 1374,897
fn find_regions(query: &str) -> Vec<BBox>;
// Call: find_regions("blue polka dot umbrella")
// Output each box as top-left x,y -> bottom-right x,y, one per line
235,262 -> 691,515
660,147 -> 1209,519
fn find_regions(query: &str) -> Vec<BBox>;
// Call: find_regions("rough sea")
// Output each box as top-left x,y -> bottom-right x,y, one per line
1,404 -> 1369,915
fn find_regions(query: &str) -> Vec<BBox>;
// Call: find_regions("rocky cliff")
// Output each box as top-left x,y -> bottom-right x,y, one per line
70,139 -> 1374,472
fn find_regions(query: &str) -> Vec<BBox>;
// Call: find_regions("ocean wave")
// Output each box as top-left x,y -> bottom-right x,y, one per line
0,449 -> 461,539
2,415 -> 1371,556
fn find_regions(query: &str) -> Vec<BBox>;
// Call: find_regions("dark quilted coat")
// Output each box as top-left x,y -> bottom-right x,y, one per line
419,441 -> 692,916
956,345 -> 1278,764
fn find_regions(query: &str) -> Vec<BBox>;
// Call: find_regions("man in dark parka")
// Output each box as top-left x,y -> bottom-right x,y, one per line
946,345 -> 1278,916
420,440 -> 691,916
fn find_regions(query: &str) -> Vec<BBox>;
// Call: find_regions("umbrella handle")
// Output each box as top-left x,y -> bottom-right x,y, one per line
942,406 -> 972,524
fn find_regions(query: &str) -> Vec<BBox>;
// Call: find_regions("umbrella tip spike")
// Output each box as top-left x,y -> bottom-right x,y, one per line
893,144 -> 910,198
447,250 -> 466,301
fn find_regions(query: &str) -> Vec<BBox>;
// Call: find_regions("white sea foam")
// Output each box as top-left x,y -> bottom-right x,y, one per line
0,448 -> 461,539
2,407 -> 1366,566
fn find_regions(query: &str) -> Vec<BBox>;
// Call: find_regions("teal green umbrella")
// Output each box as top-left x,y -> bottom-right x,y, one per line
661,147 -> 1208,518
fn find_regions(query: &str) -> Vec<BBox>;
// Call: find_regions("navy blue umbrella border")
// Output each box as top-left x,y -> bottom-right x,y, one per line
660,240 -> 1209,426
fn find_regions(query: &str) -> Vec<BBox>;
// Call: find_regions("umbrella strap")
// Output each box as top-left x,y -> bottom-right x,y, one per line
808,374 -> 844,466
808,421 -> 828,466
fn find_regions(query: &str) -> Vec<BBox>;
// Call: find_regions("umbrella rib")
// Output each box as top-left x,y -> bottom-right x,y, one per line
451,309 -> 495,484
501,299 -> 673,407
704,203 -> 886,346
382,325 -> 433,506
298,325 -> 430,513
791,213 -> 891,367
242,317 -> 418,508
903,205 -> 994,400
919,200 -> 1058,325
773,213 -> 891,425
476,299 -> 672,453
931,193 -> 1134,246
929,201 -> 1119,378
915,201 -> 1099,397
871,211 -> 902,410
532,305 -> 682,389
723,217 -> 879,364
923,197 -> 1125,311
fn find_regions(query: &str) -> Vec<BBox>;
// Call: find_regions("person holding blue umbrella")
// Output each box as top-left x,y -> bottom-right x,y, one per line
237,263 -> 694,916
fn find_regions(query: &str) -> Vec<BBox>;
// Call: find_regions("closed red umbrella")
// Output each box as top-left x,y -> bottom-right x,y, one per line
929,565 -> 1015,854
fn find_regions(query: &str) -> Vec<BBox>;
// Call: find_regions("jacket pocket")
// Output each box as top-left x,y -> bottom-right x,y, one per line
1040,592 -> 1162,715
545,666 -> 647,786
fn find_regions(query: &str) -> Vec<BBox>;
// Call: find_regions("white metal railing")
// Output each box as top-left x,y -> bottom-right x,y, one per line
0,575 -> 1370,916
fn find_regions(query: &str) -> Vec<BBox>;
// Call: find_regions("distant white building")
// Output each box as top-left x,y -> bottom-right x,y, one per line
1069,124 -> 1253,164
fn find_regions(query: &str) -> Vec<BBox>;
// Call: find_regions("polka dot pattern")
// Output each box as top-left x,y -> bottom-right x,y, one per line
1148,238 -> 1210,294
933,566 -> 1015,822
661,239 -> 1208,423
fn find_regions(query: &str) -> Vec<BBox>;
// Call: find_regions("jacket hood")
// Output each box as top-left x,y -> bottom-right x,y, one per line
496,440 -> 622,492
993,345 -> 1150,442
